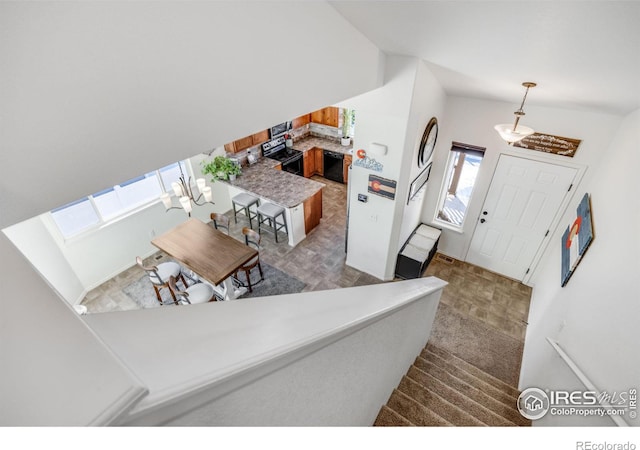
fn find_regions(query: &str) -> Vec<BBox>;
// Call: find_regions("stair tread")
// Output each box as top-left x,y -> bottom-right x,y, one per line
374,405 -> 414,426
425,343 -> 521,397
419,350 -> 518,405
408,363 -> 529,426
398,376 -> 486,426
406,365 -> 518,426
386,389 -> 453,427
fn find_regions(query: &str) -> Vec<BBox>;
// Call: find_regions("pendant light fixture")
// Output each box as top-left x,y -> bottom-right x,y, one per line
494,82 -> 537,144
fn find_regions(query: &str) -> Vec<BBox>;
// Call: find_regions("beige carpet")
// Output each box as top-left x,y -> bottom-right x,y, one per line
428,302 -> 524,387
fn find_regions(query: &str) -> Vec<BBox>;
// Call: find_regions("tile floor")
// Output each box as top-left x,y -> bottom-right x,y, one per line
81,175 -> 531,342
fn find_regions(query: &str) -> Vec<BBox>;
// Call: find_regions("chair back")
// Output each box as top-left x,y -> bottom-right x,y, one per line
211,212 -> 230,235
168,275 -> 191,304
136,256 -> 163,286
242,227 -> 261,250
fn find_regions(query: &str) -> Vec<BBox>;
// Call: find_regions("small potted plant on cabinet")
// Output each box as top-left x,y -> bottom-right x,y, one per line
341,108 -> 353,146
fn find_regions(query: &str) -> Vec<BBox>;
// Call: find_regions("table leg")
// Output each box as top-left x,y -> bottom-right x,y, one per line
221,277 -> 247,300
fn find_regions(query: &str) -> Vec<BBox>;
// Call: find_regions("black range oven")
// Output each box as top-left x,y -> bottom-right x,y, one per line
262,136 -> 304,176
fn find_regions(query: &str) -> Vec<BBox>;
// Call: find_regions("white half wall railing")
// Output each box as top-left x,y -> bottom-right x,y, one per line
83,277 -> 447,426
546,338 -> 628,427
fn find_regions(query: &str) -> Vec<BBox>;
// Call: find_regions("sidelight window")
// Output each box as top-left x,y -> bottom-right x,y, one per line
435,142 -> 485,228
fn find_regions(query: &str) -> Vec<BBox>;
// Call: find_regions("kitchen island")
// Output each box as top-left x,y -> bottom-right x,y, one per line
224,158 -> 325,247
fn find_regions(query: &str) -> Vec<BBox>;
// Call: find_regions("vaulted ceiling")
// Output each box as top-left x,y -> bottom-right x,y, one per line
330,1 -> 640,115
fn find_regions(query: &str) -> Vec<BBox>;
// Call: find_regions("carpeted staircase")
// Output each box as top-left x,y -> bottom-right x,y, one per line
374,343 -> 531,426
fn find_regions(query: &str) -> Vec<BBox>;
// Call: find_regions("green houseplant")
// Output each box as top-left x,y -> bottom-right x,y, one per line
341,108 -> 353,146
201,156 -> 241,181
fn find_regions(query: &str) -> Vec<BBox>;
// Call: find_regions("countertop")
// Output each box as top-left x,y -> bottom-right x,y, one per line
292,136 -> 353,156
225,157 -> 325,208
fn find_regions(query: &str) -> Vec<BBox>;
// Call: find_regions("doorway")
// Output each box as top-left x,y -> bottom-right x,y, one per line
466,154 -> 577,281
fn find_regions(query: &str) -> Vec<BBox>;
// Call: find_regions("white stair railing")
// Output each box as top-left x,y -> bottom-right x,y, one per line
546,337 -> 628,427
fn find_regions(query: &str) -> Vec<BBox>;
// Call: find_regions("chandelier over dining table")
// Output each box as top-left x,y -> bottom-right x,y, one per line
160,176 -> 214,216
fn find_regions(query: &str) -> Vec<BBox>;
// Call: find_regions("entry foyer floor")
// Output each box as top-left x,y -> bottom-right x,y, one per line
81,176 -> 531,342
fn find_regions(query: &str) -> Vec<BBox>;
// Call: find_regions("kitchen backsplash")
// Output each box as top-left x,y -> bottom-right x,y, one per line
309,123 -> 340,140
224,122 -> 341,167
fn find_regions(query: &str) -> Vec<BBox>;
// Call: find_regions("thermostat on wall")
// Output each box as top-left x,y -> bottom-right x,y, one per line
357,194 -> 368,203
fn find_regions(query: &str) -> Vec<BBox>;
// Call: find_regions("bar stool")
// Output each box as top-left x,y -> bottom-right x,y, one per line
231,193 -> 260,228
257,202 -> 288,243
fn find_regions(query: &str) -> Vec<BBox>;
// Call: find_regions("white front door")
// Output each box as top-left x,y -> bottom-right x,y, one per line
466,155 -> 577,280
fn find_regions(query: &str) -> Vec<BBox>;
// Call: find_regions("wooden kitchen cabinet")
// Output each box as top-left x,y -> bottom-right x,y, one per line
292,114 -> 311,129
224,129 -> 268,154
303,150 -> 315,178
303,190 -> 323,234
343,154 -> 352,184
314,147 -> 323,176
252,130 -> 269,146
233,135 -> 254,153
311,107 -> 339,128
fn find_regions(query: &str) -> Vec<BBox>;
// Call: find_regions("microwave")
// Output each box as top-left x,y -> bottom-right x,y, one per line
269,121 -> 290,139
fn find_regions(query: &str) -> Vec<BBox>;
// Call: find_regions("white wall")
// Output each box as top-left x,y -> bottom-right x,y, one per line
0,233 -> 147,426
2,216 -> 84,305
397,60 -> 446,246
344,56 -> 417,280
0,1 -> 383,229
519,109 -> 640,426
343,56 -> 445,280
422,96 -> 622,266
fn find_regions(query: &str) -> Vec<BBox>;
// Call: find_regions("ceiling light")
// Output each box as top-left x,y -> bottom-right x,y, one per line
160,167 -> 214,216
494,82 -> 536,144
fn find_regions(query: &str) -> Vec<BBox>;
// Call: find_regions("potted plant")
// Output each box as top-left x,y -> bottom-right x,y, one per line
341,108 -> 353,146
226,159 -> 241,181
201,156 -> 241,181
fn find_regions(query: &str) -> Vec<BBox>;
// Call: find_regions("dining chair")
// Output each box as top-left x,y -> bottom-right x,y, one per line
136,256 -> 188,305
234,227 -> 264,293
210,212 -> 230,235
168,276 -> 216,305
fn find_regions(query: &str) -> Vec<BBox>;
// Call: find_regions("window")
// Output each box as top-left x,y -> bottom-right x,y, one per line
435,142 -> 485,228
93,172 -> 162,221
51,197 -> 100,238
159,162 -> 188,192
50,161 -> 189,239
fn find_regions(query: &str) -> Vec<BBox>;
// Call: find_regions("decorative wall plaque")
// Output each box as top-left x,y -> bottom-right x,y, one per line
513,133 -> 581,157
368,175 -> 396,200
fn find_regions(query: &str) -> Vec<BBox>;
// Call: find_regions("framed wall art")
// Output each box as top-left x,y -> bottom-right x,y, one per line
560,193 -> 594,287
407,163 -> 432,204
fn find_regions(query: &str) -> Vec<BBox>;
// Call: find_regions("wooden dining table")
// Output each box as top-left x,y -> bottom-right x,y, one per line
151,218 -> 258,300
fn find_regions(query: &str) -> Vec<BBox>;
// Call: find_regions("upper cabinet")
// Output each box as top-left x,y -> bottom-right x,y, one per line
310,107 -> 338,128
292,114 -> 311,129
224,129 -> 270,153
252,130 -> 270,145
234,135 -> 254,153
